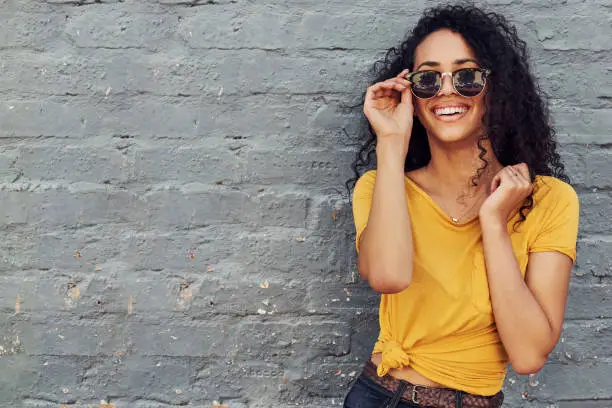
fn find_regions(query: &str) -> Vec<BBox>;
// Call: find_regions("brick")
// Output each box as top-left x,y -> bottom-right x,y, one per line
558,146 -> 586,187
281,361 -> 362,401
536,60 -> 612,109
133,142 -> 245,185
552,320 -> 612,364
346,311 -> 380,356
112,357 -> 193,404
0,95 -> 361,142
246,148 -> 355,187
553,108 -> 612,144
309,195 -> 352,235
583,150 -> 612,189
140,187 -> 308,228
0,224 -> 126,273
178,9 -> 415,50
575,238 -> 612,278
0,188 -> 138,228
119,227 -> 238,271
0,12 -> 64,51
64,11 -> 175,50
533,17 -> 611,52
22,356 -> 89,403
524,362 -> 612,400
305,279 -> 379,315
0,149 -> 20,184
560,145 -> 612,189
12,144 -> 128,184
231,319 -> 351,362
566,283 -> 612,319
0,98 -> 200,139
193,360 -> 282,403
231,229 -> 350,276
124,318 -> 234,357
194,278 -> 308,316
0,100 -> 86,138
559,401 -> 612,408
0,276 -> 87,313
0,49 -> 373,97
0,355 -> 37,404
577,191 -> 612,234
19,318 -> 124,356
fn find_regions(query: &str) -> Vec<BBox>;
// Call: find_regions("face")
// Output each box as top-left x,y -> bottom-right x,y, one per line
412,29 -> 487,145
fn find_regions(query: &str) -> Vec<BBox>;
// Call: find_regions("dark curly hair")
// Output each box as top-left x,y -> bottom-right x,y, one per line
346,3 -> 568,225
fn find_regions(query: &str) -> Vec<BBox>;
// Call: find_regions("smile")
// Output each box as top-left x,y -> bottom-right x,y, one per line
433,104 -> 470,122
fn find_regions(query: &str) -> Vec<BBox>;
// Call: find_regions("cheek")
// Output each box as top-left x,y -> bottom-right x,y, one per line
470,97 -> 487,120
414,99 -> 429,118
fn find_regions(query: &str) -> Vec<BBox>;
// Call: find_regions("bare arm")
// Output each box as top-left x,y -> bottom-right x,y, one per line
358,140 -> 414,294
356,70 -> 414,294
481,221 -> 572,374
479,163 -> 577,374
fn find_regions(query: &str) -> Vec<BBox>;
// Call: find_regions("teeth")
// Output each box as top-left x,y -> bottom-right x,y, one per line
435,106 -> 468,116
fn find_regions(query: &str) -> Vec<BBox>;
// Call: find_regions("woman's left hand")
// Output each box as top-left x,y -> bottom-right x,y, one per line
479,163 -> 533,224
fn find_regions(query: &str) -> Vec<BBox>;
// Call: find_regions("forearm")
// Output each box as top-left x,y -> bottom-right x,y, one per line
359,141 -> 413,293
481,220 -> 554,373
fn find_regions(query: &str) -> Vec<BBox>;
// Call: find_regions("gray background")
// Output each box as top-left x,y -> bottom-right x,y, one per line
0,0 -> 610,407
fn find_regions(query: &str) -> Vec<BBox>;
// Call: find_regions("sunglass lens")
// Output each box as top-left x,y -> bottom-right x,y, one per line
454,68 -> 486,97
411,71 -> 440,99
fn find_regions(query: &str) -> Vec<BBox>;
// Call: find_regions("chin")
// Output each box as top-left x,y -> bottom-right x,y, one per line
431,127 -> 479,144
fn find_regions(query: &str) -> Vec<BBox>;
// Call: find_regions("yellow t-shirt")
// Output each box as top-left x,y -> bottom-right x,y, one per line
352,170 -> 579,396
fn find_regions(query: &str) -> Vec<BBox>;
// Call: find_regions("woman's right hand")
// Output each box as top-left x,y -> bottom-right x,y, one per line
364,69 -> 414,157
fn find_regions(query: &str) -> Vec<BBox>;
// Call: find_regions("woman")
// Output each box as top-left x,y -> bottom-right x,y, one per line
344,4 -> 579,408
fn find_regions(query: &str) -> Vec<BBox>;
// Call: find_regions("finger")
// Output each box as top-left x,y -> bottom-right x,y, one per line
496,167 -> 518,189
397,69 -> 410,80
400,69 -> 412,82
391,75 -> 412,87
504,166 -> 520,182
400,81 -> 413,106
369,80 -> 408,97
365,85 -> 377,102
511,166 -> 530,185
513,163 -> 530,180
511,164 -> 533,191
385,78 -> 410,92
490,173 -> 502,193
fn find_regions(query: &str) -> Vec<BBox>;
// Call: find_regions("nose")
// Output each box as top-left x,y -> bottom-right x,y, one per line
438,72 -> 455,96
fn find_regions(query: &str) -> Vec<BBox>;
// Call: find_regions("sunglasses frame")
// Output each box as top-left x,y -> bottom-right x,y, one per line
406,68 -> 491,100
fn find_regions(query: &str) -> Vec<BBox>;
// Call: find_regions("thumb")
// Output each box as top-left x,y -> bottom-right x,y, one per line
399,87 -> 414,117
490,174 -> 502,193
400,84 -> 413,106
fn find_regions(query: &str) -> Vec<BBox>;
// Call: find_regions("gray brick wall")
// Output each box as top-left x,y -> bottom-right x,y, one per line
0,1 -> 609,407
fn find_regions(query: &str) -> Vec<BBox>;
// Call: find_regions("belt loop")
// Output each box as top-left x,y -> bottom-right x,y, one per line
384,380 -> 408,408
455,390 -> 464,408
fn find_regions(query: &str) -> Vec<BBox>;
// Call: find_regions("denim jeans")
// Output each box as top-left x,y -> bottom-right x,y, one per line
343,375 -> 420,408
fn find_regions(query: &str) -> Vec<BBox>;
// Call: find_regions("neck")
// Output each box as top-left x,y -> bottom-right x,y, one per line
425,135 -> 501,195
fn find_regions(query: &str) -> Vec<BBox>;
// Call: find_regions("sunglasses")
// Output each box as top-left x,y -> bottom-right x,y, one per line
406,68 -> 491,99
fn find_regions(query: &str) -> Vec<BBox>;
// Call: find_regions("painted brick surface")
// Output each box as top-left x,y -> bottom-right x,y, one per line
0,0 -> 610,407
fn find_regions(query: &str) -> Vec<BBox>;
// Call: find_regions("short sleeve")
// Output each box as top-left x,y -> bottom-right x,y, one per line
352,170 -> 377,253
529,180 -> 580,262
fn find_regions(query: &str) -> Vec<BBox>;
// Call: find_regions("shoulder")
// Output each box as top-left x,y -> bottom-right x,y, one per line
357,169 -> 377,184
532,175 -> 579,215
352,170 -> 377,200
353,170 -> 414,196
533,176 -> 578,204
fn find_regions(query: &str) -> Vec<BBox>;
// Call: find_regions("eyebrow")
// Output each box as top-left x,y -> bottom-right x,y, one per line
415,58 -> 480,71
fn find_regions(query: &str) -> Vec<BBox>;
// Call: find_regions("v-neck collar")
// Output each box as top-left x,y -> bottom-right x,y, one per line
403,174 -> 481,228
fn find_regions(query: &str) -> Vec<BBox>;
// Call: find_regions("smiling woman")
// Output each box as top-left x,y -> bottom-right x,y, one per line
343,4 -> 579,408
